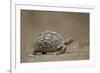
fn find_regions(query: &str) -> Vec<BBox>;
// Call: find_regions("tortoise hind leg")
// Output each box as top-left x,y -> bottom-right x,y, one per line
32,51 -> 37,55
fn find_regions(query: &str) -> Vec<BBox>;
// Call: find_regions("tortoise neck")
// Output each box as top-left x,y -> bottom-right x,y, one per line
64,39 -> 73,45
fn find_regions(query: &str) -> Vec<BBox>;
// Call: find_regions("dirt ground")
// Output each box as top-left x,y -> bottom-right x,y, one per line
21,10 -> 89,63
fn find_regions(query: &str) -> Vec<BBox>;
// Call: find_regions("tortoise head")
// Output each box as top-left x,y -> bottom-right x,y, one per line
64,38 -> 73,45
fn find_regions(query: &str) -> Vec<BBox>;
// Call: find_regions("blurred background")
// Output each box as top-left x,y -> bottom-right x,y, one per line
21,10 -> 89,63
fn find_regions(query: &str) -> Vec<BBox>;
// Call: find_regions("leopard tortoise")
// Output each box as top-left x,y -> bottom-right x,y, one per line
32,31 -> 73,55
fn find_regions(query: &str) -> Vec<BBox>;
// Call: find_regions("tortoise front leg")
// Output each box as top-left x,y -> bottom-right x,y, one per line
55,45 -> 66,55
59,45 -> 66,54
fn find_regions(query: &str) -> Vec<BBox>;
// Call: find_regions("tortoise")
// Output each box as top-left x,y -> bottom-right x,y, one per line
32,31 -> 73,55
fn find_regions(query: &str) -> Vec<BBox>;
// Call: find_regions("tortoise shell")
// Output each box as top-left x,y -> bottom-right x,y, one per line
32,31 -> 73,55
